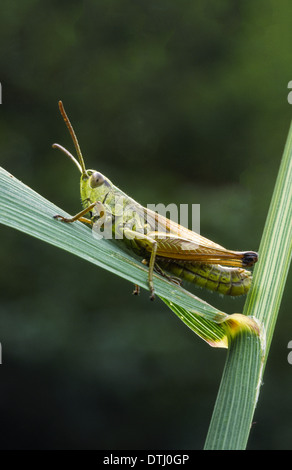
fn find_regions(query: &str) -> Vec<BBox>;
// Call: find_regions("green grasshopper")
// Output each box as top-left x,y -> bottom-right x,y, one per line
53,101 -> 258,299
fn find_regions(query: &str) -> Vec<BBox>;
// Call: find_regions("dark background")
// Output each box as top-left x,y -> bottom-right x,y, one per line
0,0 -> 291,450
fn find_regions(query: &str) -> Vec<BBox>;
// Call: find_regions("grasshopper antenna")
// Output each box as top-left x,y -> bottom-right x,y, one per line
52,143 -> 83,173
52,101 -> 87,176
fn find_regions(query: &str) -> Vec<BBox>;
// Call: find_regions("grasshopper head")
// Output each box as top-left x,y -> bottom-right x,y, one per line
80,169 -> 112,206
52,101 -> 113,204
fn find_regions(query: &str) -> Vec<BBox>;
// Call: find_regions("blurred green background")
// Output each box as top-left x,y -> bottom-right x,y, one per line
0,0 -> 291,450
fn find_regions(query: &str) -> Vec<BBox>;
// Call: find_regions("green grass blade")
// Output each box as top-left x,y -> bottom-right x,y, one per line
0,166 -> 257,348
204,122 -> 292,449
204,325 -> 264,449
244,123 -> 292,358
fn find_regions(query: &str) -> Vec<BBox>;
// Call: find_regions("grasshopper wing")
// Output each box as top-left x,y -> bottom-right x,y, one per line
140,207 -> 258,268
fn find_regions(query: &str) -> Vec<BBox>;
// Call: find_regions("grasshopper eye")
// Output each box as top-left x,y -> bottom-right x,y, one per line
90,172 -> 105,188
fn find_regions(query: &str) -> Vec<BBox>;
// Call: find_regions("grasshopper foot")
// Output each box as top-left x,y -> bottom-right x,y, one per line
149,289 -> 155,301
170,277 -> 183,287
132,285 -> 140,296
53,214 -> 69,222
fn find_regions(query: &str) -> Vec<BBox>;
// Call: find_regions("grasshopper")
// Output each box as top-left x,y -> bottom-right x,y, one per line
53,101 -> 258,299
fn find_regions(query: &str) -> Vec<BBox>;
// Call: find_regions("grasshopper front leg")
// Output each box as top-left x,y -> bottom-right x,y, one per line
54,201 -> 111,226
54,202 -> 98,224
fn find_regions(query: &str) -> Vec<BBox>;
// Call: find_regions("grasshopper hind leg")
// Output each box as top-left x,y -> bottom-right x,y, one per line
154,262 -> 183,287
141,258 -> 183,297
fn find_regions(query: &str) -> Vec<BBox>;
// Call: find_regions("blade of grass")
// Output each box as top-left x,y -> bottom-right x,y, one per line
0,166 -> 258,348
204,122 -> 292,449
